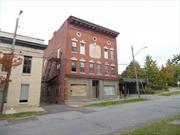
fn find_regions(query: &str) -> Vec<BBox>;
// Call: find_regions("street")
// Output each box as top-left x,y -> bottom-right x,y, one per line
0,95 -> 180,135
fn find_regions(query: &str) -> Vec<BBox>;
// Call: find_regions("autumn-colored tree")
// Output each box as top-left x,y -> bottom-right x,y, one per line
0,54 -> 22,85
0,53 -> 22,114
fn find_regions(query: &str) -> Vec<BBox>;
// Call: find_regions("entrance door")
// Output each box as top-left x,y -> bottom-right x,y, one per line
92,80 -> 99,98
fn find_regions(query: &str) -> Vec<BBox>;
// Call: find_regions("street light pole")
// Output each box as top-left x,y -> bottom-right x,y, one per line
131,46 -> 140,98
0,10 -> 23,114
131,45 -> 147,99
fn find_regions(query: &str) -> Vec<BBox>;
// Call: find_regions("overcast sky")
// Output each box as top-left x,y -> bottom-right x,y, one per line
0,0 -> 179,73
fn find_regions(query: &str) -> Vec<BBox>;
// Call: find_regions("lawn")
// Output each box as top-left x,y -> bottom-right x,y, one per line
120,114 -> 180,135
0,111 -> 43,121
159,91 -> 180,96
86,98 -> 147,107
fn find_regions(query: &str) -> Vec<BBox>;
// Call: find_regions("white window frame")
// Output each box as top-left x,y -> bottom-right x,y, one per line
80,62 -> 85,73
71,41 -> 77,52
104,49 -> 108,59
80,43 -> 85,55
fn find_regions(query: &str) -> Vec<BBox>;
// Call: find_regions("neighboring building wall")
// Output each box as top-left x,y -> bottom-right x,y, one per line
0,31 -> 46,109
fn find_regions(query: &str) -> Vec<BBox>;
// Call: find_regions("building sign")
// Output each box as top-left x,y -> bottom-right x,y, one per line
89,43 -> 101,59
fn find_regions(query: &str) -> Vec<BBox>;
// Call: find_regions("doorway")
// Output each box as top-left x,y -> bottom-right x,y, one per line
92,80 -> 99,98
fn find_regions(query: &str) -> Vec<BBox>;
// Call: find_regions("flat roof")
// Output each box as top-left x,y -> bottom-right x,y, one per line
67,16 -> 119,38
0,31 -> 47,50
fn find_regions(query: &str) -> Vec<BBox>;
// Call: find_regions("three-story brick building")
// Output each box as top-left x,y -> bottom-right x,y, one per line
41,16 -> 119,103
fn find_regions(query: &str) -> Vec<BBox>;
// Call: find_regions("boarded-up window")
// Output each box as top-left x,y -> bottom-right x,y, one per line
70,84 -> 87,96
104,85 -> 115,95
19,84 -> 29,102
89,44 -> 101,59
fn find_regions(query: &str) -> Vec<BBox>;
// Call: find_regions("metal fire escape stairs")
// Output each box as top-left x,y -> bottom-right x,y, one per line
42,51 -> 62,102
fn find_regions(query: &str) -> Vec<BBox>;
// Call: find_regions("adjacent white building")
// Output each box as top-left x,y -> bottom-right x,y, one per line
0,31 -> 47,113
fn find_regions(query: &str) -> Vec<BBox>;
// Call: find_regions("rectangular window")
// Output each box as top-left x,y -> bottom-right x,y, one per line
104,85 -> 115,95
104,65 -> 109,75
104,49 -> 108,59
70,84 -> 87,96
111,66 -> 115,75
71,42 -> 77,52
19,84 -> 29,102
80,43 -> 85,54
23,56 -> 32,74
97,64 -> 101,74
89,63 -> 94,73
71,61 -> 77,72
110,50 -> 114,60
80,62 -> 85,72
57,48 -> 61,58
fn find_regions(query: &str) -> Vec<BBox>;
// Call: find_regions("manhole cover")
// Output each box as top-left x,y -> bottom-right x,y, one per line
170,120 -> 180,125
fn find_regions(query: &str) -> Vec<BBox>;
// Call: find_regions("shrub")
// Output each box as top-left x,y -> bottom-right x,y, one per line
140,87 -> 155,94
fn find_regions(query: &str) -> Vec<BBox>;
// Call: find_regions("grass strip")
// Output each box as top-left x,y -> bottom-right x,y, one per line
0,111 -> 43,121
159,91 -> 180,96
86,98 -> 147,107
121,114 -> 180,135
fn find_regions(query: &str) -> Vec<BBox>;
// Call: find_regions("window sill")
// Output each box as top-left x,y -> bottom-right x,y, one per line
71,71 -> 77,73
89,72 -> 95,74
22,73 -> 31,76
19,102 -> 28,104
71,51 -> 78,53
80,72 -> 86,74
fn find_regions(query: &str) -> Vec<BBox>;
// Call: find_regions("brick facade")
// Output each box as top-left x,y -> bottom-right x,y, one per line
42,16 -> 119,103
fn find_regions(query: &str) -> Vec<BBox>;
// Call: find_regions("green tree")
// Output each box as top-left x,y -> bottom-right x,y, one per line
160,58 -> 180,86
144,55 -> 165,88
123,61 -> 146,78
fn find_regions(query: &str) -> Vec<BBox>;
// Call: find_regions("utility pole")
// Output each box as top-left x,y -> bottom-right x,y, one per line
131,45 -> 140,98
0,10 -> 23,114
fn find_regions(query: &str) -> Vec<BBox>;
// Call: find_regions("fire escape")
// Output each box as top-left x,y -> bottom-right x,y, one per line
41,53 -> 61,103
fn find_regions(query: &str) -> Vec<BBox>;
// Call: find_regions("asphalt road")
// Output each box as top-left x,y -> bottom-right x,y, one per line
0,95 -> 180,135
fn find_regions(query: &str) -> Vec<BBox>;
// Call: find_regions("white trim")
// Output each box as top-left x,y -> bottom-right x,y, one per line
71,38 -> 78,42
111,64 -> 115,66
79,58 -> 86,62
70,57 -> 77,61
105,62 -> 109,65
89,60 -> 95,63
80,40 -> 86,44
93,36 -> 97,41
107,40 -> 111,45
104,46 -> 108,49
76,32 -> 81,37
96,61 -> 101,64
110,48 -> 114,51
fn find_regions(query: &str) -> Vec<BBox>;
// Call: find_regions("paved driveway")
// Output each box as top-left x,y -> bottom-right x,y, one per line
0,95 -> 180,135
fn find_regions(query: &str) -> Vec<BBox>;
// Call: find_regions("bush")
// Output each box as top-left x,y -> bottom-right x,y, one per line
140,87 -> 155,94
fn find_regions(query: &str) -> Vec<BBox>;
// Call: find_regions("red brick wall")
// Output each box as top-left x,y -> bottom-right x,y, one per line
43,21 -> 69,101
42,19 -> 119,102
65,24 -> 119,81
